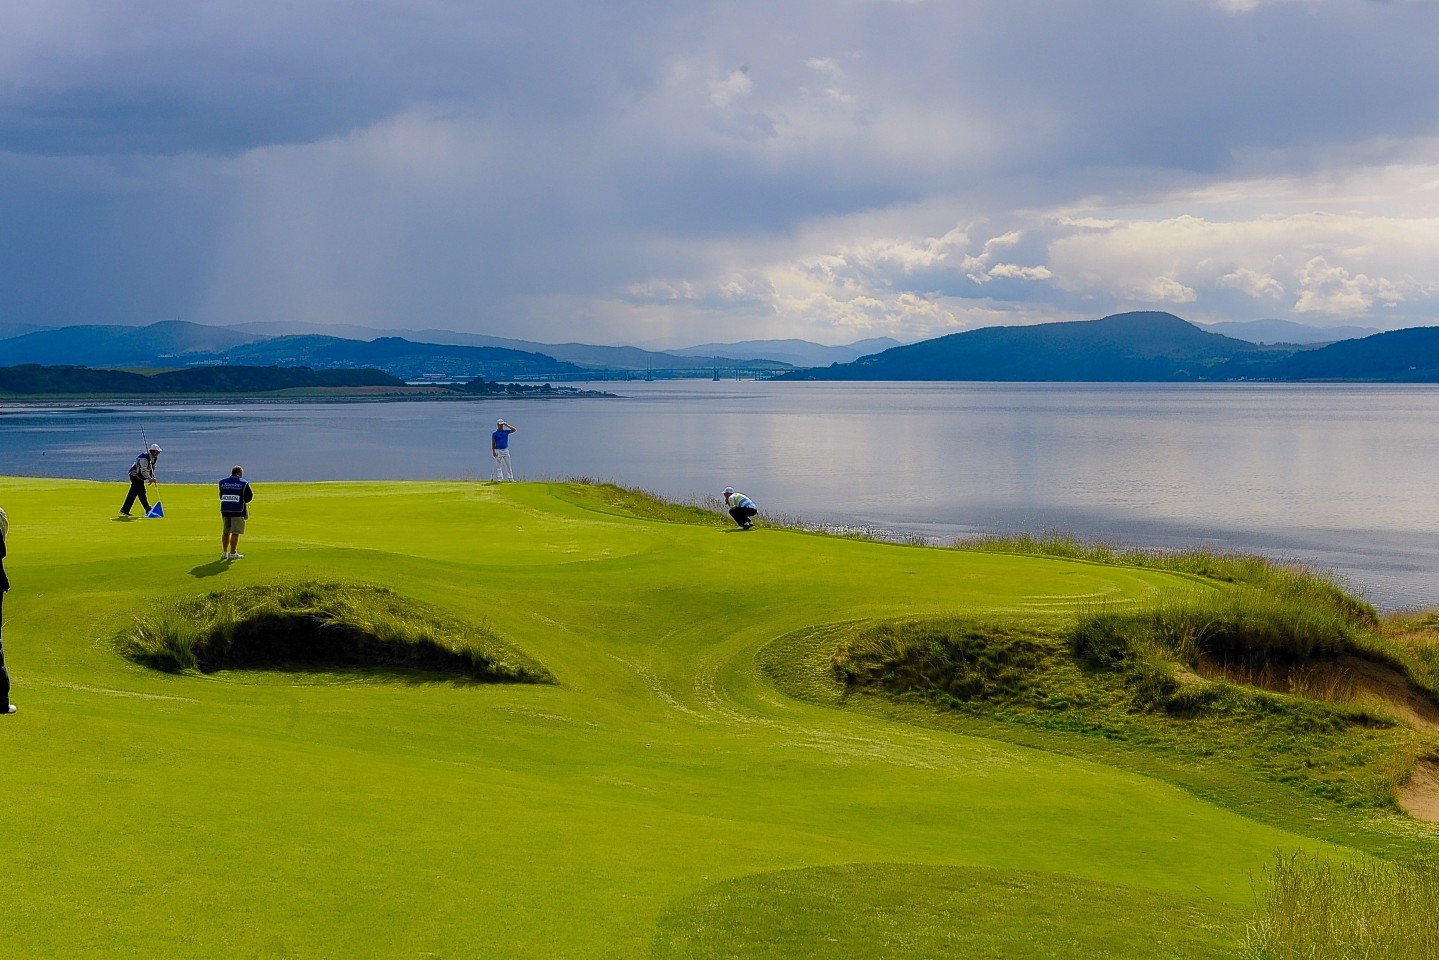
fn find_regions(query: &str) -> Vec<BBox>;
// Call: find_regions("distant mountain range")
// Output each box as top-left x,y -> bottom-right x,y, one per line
0,320 -> 818,378
225,321 -> 777,372
211,334 -> 588,381
778,312 -> 1439,382
668,337 -> 903,367
0,320 -> 264,366
2,314 -> 1434,382
1198,318 -> 1381,345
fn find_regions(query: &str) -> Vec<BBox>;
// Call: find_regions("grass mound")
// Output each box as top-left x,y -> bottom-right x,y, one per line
118,581 -> 553,683
558,480 -> 729,527
1245,851 -> 1439,959
831,606 -> 1424,811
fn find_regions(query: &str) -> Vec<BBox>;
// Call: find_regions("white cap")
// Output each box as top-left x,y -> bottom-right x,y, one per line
496,418 -> 506,425
148,444 -> 162,452
722,487 -> 734,496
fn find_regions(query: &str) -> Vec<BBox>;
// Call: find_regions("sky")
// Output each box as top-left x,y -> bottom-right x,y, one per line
2,0 -> 1438,348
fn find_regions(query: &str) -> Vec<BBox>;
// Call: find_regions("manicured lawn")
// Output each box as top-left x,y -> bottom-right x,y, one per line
0,478 -> 1360,957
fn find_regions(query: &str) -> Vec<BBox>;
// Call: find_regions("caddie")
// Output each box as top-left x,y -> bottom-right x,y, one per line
218,465 -> 255,561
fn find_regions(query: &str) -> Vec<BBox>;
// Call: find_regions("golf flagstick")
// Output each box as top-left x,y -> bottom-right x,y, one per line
146,483 -> 164,518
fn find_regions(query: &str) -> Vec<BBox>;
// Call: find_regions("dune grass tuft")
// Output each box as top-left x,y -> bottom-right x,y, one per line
960,533 -> 1379,627
1244,851 -> 1439,960
119,581 -> 553,683
560,479 -> 730,527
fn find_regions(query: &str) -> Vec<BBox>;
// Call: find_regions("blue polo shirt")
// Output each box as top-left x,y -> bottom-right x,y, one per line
493,428 -> 511,450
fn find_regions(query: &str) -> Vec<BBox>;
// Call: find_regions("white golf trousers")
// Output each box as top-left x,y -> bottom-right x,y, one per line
494,449 -> 514,481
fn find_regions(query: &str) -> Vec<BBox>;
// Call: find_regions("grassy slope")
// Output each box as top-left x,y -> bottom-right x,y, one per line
0,477 -> 1389,958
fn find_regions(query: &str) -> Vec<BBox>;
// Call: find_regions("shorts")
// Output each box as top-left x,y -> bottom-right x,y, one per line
222,515 -> 247,535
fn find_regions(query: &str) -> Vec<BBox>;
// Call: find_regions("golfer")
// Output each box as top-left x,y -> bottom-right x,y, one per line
218,465 -> 254,560
120,443 -> 161,517
492,418 -> 517,482
1,505 -> 14,715
722,487 -> 758,530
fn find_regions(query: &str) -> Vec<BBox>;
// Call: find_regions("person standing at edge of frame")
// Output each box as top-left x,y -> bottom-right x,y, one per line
219,465 -> 254,561
492,418 -> 517,482
120,443 -> 161,517
1,504 -> 15,715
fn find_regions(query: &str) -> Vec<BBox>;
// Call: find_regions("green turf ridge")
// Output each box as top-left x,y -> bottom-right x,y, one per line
118,580 -> 552,682
760,617 -> 1438,864
0,477 -> 1434,958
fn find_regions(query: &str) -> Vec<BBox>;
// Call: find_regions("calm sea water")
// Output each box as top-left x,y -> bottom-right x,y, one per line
2,381 -> 1436,610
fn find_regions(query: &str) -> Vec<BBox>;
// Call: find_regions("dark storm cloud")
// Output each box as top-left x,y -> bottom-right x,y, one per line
2,0 -> 1438,343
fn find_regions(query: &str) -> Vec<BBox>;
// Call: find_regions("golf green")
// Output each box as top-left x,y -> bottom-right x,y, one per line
0,478 -> 1341,957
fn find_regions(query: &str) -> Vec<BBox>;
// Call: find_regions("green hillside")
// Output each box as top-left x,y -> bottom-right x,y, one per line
0,478 -> 1434,958
781,312 -> 1270,381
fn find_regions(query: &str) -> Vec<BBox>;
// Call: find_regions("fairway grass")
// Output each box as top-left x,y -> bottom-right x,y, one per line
0,477 -> 1432,958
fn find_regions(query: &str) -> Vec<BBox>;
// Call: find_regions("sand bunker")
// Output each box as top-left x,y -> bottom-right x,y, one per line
1400,759 -> 1439,823
1197,654 -> 1439,822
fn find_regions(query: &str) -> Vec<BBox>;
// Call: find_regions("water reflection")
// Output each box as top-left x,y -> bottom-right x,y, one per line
2,382 -> 1437,609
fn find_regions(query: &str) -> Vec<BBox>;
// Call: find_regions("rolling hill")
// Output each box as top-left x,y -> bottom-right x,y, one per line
780,311 -> 1274,381
1264,326 -> 1439,381
209,334 -> 587,380
0,320 -> 264,366
0,364 -> 405,395
0,320 -> 793,377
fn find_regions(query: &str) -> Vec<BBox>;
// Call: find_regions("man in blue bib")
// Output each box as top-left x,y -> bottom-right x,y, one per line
492,418 -> 517,482
218,465 -> 254,560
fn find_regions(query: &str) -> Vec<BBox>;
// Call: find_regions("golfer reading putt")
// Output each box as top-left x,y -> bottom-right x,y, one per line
722,487 -> 757,529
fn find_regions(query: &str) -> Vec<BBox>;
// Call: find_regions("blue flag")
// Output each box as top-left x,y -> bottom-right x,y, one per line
145,502 -> 164,519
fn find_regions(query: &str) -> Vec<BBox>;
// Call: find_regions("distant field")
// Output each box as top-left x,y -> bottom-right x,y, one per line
0,477 -> 1429,958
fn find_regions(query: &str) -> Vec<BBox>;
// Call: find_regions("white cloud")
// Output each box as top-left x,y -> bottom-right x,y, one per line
1218,267 -> 1286,299
1128,276 -> 1198,304
708,67 -> 753,111
988,263 -> 1054,281
1293,256 -> 1409,315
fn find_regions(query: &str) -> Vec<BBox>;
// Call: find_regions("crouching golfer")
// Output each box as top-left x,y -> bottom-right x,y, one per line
1,504 -> 15,715
722,487 -> 758,530
219,465 -> 254,560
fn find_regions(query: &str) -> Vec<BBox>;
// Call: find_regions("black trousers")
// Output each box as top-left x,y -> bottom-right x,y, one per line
729,506 -> 757,527
0,590 -> 10,709
121,477 -> 151,515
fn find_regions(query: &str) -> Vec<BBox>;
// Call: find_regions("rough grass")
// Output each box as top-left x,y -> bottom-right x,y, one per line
959,532 -> 1378,627
118,580 -> 553,683
560,479 -> 730,527
832,611 -> 1426,812
1244,851 -> 1439,959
